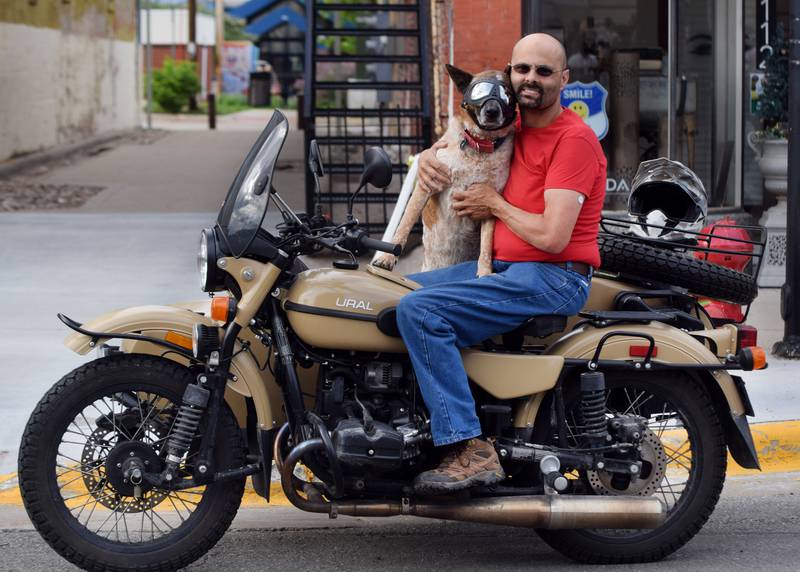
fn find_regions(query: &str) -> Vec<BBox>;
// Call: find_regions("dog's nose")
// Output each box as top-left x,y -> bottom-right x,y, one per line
485,107 -> 499,119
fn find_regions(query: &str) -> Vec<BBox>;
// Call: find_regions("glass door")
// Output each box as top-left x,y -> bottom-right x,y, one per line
531,0 -> 670,210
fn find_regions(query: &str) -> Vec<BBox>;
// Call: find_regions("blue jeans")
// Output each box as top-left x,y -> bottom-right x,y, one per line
397,260 -> 591,446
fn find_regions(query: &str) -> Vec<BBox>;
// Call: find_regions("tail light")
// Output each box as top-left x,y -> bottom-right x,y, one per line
736,324 -> 758,351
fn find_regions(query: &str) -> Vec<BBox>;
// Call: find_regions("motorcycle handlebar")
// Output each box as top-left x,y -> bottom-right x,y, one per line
355,232 -> 402,256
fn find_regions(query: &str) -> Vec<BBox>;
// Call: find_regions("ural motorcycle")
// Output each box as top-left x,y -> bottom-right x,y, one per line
19,111 -> 767,570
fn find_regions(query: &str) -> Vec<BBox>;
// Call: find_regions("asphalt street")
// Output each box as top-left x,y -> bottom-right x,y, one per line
1,473 -> 798,571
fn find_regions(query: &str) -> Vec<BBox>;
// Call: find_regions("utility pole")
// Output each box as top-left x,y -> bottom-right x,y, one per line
188,0 -> 198,111
774,0 -> 800,358
146,2 -> 153,129
215,0 -> 224,98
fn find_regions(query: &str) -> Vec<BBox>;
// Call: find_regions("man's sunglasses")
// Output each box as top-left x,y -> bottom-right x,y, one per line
506,63 -> 565,77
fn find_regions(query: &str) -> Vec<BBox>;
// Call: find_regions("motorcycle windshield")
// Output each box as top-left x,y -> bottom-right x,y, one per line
216,110 -> 289,257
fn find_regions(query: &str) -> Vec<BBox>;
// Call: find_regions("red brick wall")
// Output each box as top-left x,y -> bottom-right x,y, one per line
452,0 -> 521,73
431,0 -> 521,134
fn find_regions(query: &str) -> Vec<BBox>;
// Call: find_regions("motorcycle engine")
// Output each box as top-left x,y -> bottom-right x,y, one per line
316,361 -> 429,472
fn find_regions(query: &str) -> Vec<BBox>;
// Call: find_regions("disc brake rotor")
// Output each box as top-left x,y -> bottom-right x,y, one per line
80,424 -> 169,513
587,427 -> 668,496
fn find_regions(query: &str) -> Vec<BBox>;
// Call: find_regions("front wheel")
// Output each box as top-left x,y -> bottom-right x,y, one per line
535,372 -> 727,564
18,354 -> 246,572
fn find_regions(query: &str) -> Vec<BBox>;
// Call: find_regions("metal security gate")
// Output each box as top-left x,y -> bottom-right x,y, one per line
303,0 -> 433,234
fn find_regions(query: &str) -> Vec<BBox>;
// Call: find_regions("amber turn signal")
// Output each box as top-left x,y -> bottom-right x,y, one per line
165,331 -> 193,350
737,346 -> 767,371
211,296 -> 237,323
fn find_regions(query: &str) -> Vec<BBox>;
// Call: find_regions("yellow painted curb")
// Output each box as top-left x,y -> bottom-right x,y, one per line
2,420 -> 798,507
729,420 -> 800,476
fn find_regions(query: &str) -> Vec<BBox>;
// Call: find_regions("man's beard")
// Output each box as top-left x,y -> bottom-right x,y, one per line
515,83 -> 544,109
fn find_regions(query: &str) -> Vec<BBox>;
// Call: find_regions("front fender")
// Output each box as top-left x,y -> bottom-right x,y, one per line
63,303 -> 283,429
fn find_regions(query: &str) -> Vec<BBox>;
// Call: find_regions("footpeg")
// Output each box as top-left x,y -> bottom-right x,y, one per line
540,455 -> 569,494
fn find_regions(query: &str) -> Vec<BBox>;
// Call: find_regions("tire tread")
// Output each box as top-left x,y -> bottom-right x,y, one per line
18,354 -> 245,572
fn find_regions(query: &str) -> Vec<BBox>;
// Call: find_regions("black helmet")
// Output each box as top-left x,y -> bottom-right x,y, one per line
628,158 -> 708,240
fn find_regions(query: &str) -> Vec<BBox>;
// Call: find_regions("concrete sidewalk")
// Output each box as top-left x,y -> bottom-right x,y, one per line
27,109 -> 306,213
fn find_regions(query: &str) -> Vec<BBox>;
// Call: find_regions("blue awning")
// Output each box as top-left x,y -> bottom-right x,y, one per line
244,5 -> 307,36
227,0 -> 304,22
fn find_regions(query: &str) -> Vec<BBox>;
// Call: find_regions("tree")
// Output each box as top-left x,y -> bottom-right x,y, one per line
757,24 -> 789,138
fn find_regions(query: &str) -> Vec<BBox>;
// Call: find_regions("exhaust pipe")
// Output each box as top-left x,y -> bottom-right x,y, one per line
280,439 -> 665,529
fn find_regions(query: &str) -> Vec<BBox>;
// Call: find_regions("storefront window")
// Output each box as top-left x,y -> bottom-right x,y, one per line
527,0 -> 740,209
533,1 -> 668,209
743,0 -> 790,210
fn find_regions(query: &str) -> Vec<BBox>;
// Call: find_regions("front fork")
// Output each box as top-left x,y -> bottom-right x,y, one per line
141,321 -> 262,490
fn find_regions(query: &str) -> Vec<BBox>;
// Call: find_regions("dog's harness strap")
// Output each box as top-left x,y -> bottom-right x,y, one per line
461,130 -> 507,154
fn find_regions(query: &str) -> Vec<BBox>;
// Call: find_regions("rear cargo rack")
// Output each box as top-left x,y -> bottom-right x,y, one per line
599,216 -> 767,323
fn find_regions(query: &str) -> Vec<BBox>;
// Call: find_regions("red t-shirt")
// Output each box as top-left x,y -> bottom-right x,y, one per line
493,108 -> 606,267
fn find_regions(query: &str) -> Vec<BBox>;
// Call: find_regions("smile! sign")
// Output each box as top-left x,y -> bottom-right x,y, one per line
561,81 -> 609,140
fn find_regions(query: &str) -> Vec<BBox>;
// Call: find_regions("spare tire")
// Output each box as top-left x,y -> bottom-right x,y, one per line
598,234 -> 758,304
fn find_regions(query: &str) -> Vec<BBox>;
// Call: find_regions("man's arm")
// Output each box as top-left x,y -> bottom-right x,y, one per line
452,185 -> 584,254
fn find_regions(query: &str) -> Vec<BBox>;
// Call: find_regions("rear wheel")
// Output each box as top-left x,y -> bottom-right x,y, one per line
18,354 -> 246,572
535,373 -> 727,564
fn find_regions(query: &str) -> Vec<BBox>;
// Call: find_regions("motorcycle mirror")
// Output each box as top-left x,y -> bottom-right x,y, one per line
348,147 -> 392,219
308,139 -> 325,178
358,147 -> 392,189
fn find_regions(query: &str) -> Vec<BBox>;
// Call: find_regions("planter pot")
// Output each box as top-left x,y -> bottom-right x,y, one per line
747,135 -> 789,287
747,134 -> 788,194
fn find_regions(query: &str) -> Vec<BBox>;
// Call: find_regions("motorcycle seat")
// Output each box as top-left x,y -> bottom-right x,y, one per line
501,314 -> 568,351
376,310 -> 568,346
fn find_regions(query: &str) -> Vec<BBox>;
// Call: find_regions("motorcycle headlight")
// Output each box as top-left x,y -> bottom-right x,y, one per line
198,227 -> 220,292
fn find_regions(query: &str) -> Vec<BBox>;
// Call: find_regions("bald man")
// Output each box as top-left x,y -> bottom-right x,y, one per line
396,33 -> 606,495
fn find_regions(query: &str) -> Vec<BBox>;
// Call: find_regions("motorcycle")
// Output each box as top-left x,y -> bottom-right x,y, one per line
18,110 -> 767,570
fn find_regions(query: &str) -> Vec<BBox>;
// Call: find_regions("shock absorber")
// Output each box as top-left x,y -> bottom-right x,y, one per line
580,371 -> 608,447
162,383 -> 210,481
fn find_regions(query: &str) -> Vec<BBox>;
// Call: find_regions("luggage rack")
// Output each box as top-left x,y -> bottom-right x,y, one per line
598,215 -> 768,323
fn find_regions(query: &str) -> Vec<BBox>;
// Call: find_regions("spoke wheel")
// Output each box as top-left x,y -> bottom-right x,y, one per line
535,372 -> 727,564
19,355 -> 246,572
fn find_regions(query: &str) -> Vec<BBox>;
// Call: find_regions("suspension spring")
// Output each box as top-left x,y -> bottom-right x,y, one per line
580,371 -> 608,446
164,384 -> 210,473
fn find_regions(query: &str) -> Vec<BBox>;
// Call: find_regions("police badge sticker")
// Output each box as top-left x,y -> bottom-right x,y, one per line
560,81 -> 609,140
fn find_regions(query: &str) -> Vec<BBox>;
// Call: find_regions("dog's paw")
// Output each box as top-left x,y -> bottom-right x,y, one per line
372,253 -> 398,270
476,265 -> 494,278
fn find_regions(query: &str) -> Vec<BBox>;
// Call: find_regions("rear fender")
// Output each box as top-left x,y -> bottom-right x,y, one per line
515,321 -> 759,468
63,304 -> 284,430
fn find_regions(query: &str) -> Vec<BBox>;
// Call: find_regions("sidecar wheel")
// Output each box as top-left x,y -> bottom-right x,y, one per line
18,354 -> 246,572
535,373 -> 727,564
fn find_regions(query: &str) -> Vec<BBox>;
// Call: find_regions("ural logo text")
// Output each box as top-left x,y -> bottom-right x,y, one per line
335,297 -> 374,311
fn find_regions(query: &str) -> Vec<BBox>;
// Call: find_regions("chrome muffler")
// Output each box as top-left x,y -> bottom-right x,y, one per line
280,438 -> 665,529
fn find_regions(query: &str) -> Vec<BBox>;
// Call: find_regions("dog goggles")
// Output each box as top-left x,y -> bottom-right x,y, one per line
461,79 -> 517,129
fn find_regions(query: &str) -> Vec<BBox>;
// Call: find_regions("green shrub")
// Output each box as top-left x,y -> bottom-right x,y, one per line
152,58 -> 201,113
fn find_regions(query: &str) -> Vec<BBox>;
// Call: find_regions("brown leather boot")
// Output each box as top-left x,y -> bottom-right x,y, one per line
413,438 -> 505,495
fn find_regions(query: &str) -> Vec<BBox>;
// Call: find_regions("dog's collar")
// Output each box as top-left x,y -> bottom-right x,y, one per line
460,130 -> 507,153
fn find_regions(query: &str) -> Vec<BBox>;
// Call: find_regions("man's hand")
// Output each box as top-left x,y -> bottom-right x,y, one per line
452,184 -> 501,221
417,140 -> 450,195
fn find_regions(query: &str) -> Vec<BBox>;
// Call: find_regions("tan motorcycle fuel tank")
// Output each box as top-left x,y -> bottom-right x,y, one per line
283,265 -> 418,352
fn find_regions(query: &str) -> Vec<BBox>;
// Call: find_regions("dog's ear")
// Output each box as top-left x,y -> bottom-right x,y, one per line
445,64 -> 473,94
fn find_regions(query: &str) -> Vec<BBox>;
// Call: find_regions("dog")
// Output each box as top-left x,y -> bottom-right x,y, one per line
372,65 -> 517,277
